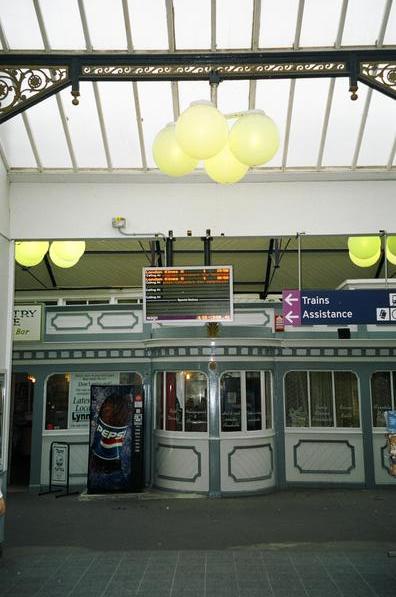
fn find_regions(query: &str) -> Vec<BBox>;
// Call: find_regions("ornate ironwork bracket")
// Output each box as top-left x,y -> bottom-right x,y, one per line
0,66 -> 70,122
359,62 -> 396,99
0,50 -> 395,123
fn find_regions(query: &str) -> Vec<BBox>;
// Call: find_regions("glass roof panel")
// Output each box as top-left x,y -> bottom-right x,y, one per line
341,0 -> 386,46
59,83 -> 107,168
178,81 -> 211,113
286,78 -> 330,167
1,0 -> 44,49
299,0 -> 343,47
216,0 -> 253,49
357,91 -> 396,167
0,115 -> 36,167
24,95 -> 72,168
97,82 -> 142,168
138,81 -> 174,168
259,0 -> 299,48
384,1 -> 396,45
83,0 -> 127,50
322,78 -> 368,167
127,0 -> 168,50
173,0 -> 211,49
255,79 -> 290,168
39,0 -> 85,50
218,80 -> 250,115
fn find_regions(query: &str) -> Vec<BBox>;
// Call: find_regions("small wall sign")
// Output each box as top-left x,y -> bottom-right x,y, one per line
13,305 -> 42,341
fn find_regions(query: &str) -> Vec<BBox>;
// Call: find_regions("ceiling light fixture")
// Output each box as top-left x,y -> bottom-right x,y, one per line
15,240 -> 86,269
153,101 -> 280,185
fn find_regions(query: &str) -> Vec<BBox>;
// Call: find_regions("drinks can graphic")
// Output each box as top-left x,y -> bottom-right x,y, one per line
88,384 -> 144,493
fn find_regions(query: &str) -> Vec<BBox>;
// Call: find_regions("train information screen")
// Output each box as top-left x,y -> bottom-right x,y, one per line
143,266 -> 233,323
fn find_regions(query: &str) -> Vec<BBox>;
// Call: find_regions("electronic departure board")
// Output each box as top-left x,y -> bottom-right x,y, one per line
143,266 -> 233,323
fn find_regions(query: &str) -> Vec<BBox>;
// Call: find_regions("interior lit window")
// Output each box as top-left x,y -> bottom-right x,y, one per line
220,370 -> 272,433
371,372 -> 394,428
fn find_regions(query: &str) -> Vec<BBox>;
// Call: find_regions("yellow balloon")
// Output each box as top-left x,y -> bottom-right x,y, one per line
175,101 -> 228,160
386,236 -> 396,265
50,241 -> 86,262
347,236 -> 380,260
15,241 -> 49,267
153,124 -> 198,176
349,249 -> 380,267
204,143 -> 249,184
229,111 -> 280,166
49,245 -> 81,268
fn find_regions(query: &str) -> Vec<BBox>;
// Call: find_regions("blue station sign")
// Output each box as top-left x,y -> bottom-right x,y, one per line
282,289 -> 396,326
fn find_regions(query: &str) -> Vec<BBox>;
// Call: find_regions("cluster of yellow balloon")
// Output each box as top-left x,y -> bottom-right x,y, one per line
15,240 -> 86,268
348,236 -> 396,267
153,101 -> 279,184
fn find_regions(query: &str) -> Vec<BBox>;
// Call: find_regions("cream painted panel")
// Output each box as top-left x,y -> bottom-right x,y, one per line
285,432 -> 365,484
220,435 -> 276,493
9,180 -> 396,240
154,433 -> 209,493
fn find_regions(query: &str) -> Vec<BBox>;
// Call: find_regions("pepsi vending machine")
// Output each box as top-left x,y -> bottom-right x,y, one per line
87,384 -> 144,493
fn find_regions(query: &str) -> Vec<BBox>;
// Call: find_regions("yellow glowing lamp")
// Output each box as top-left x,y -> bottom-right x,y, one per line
15,241 -> 49,267
349,250 -> 381,268
204,143 -> 249,184
347,236 -> 380,260
49,245 -> 81,268
175,101 -> 228,160
153,124 -> 198,176
229,111 -> 280,167
50,241 -> 86,261
386,236 -> 396,265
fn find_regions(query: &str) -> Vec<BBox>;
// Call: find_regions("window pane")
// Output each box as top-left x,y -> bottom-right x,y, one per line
285,372 -> 308,427
155,372 -> 163,430
119,372 -> 142,385
45,374 -> 70,430
165,373 -> 182,431
335,372 -> 360,428
246,371 -> 262,431
185,372 -> 207,432
265,372 -> 272,429
221,373 -> 241,432
371,372 -> 392,427
310,372 -> 334,427
0,375 -> 4,464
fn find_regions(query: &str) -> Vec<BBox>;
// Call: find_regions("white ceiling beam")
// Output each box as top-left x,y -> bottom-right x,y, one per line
22,112 -> 42,171
377,0 -> 393,46
132,82 -> 148,170
249,0 -> 261,110
165,0 -> 180,121
92,82 -> 113,170
0,139 -> 9,171
316,0 -> 348,169
33,0 -> 50,51
211,0 -> 217,51
283,0 -> 304,169
122,0 -> 134,52
77,0 -> 93,52
0,19 -> 9,51
387,136 -> 396,170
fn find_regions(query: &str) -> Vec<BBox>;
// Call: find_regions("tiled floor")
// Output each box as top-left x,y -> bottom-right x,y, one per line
1,547 -> 396,596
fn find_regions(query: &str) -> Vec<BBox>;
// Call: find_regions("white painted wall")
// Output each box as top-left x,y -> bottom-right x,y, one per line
9,179 -> 396,239
0,161 -> 14,477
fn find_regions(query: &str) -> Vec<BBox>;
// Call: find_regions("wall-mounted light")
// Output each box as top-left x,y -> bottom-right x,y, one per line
153,101 -> 279,185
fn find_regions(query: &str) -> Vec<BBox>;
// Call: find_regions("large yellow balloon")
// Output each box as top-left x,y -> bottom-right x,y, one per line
50,241 -> 86,261
153,124 -> 198,176
204,143 -> 249,184
349,249 -> 380,268
386,236 -> 396,265
175,101 -> 228,160
15,241 -> 49,267
347,236 -> 380,260
49,244 -> 81,268
229,111 -> 280,166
